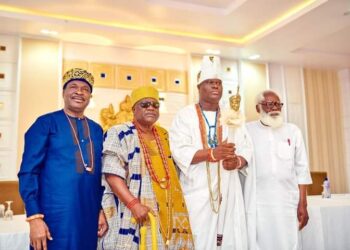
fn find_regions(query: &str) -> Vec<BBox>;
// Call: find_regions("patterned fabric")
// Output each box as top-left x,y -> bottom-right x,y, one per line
62,68 -> 94,91
144,134 -> 193,248
99,122 -> 194,250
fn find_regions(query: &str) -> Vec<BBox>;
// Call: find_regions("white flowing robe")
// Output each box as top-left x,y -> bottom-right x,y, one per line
169,105 -> 252,250
244,121 -> 312,250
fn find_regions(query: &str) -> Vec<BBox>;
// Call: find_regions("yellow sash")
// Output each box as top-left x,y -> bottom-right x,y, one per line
144,128 -> 193,248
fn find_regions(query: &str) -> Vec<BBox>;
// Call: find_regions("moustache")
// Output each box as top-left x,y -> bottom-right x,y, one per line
268,111 -> 281,116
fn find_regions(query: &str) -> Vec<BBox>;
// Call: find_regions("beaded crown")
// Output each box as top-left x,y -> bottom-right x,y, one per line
197,55 -> 222,84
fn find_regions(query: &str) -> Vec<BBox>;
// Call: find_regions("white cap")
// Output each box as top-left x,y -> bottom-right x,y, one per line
197,55 -> 222,84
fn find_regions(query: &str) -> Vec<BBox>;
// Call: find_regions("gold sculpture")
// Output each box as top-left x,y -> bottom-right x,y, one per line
115,95 -> 133,124
229,86 -> 241,112
100,95 -> 134,132
100,104 -> 117,132
221,85 -> 245,128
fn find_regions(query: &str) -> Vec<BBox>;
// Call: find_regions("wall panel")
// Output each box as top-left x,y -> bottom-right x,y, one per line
242,61 -> 267,122
17,38 -> 60,168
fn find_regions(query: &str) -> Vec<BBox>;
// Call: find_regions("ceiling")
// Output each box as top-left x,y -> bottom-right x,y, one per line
0,0 -> 349,68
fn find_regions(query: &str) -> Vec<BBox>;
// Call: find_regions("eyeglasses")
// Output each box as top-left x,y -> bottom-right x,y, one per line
260,101 -> 284,109
139,101 -> 160,109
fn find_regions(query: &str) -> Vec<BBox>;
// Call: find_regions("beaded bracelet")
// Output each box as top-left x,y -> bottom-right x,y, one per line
210,148 -> 217,162
207,149 -> 211,162
26,214 -> 44,222
126,198 -> 140,210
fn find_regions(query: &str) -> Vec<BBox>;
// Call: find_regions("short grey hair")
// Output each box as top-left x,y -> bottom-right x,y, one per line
255,90 -> 280,105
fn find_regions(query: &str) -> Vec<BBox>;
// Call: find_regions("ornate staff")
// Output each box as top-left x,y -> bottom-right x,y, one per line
230,86 -> 241,112
217,85 -> 244,246
221,85 -> 245,132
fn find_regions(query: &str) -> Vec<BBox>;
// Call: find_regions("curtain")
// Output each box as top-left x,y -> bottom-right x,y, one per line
304,68 -> 347,193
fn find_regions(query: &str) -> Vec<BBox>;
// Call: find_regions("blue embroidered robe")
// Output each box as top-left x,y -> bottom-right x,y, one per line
18,110 -> 103,250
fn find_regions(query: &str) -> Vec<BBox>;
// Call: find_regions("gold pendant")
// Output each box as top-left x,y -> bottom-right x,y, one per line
85,166 -> 93,172
159,177 -> 168,189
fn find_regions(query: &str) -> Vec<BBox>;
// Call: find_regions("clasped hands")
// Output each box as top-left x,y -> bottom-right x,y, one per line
211,141 -> 244,170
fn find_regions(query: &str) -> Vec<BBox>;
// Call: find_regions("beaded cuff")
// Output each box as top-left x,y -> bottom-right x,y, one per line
26,214 -> 44,222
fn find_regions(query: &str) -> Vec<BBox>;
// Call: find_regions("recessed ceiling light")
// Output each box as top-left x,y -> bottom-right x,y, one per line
62,32 -> 113,46
40,29 -> 58,36
206,49 -> 221,55
135,45 -> 186,54
248,54 -> 260,60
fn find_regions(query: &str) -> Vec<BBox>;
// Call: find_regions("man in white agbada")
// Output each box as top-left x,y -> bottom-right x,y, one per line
169,55 -> 252,250
244,90 -> 312,250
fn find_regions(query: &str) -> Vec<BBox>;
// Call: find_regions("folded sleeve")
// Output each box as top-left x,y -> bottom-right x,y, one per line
102,126 -> 128,179
294,127 -> 312,184
169,108 -> 201,176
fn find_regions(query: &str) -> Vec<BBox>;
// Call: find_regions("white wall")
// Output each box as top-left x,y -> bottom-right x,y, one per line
338,69 -> 350,191
268,64 -> 308,144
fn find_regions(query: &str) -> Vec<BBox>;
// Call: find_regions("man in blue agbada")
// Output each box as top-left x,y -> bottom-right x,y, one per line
18,68 -> 108,250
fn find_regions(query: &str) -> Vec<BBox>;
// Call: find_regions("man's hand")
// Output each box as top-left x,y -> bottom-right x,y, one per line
29,218 -> 52,250
130,203 -> 151,224
98,210 -> 108,237
297,202 -> 309,230
212,142 -> 236,161
223,157 -> 239,170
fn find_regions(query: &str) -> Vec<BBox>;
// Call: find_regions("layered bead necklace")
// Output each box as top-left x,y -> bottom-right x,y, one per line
65,112 -> 94,172
134,121 -> 173,245
195,103 -> 222,213
134,122 -> 171,189
199,103 -> 218,148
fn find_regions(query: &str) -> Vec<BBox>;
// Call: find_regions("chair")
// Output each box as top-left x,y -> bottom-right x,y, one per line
307,171 -> 327,195
0,181 -> 25,214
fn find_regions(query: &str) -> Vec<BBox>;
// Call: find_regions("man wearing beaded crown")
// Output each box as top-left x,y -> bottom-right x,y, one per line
18,68 -> 108,250
169,56 -> 252,249
100,85 -> 194,250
